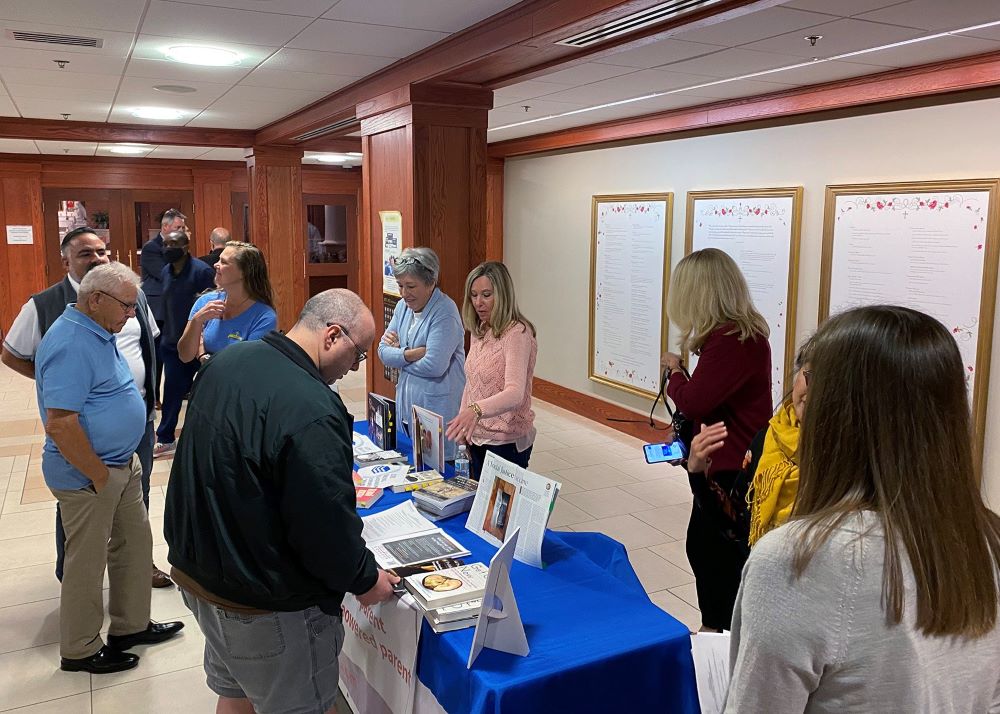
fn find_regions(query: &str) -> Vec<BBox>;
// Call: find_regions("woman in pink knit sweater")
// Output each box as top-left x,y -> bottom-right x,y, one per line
445,261 -> 537,479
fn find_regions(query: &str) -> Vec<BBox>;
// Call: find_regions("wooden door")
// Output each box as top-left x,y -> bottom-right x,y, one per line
303,193 -> 359,296
41,188 -> 128,282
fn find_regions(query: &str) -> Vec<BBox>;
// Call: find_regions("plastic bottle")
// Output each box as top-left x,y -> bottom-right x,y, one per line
454,444 -> 470,479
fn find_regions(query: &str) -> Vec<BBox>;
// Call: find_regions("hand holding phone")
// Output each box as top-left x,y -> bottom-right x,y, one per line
687,422 -> 727,473
643,440 -> 687,465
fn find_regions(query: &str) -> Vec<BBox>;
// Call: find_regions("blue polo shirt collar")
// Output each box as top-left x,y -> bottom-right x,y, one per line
62,304 -> 115,344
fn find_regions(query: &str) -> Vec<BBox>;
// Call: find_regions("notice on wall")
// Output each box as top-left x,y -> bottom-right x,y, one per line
688,189 -> 801,404
590,194 -> 672,398
381,210 -> 403,297
6,225 -> 33,245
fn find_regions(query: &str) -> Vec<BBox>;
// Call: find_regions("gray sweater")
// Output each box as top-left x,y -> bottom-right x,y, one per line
724,512 -> 1000,713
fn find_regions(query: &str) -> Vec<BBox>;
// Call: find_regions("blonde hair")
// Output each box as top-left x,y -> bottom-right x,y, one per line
668,248 -> 768,354
461,261 -> 535,339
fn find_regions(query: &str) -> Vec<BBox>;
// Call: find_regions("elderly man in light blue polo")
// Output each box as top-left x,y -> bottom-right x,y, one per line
35,262 -> 183,675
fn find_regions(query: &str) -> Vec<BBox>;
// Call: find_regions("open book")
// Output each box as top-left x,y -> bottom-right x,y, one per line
362,501 -> 471,569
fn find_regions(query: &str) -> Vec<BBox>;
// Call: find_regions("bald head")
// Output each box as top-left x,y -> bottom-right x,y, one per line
289,289 -> 375,384
296,289 -> 373,335
209,227 -> 231,248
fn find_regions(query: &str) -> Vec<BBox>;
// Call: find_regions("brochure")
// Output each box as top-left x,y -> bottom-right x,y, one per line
355,450 -> 408,467
357,463 -> 412,489
362,501 -> 471,569
466,451 -> 560,568
411,405 -> 445,473
352,432 -> 380,457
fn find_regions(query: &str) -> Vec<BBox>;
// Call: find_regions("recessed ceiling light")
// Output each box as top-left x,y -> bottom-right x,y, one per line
131,106 -> 185,120
313,154 -> 348,163
153,84 -> 197,94
107,145 -> 151,155
165,45 -> 241,67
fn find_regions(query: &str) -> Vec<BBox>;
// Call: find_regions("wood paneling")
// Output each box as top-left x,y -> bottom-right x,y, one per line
0,171 -> 45,332
0,117 -> 254,148
533,377 -> 671,443
302,168 -> 361,195
485,157 -> 504,262
489,51 -> 1000,158
193,170 -> 233,257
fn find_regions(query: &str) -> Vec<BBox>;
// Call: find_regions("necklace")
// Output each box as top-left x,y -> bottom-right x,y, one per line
223,294 -> 252,318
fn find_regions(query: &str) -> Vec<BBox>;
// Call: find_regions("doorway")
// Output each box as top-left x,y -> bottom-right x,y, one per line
304,193 -> 358,296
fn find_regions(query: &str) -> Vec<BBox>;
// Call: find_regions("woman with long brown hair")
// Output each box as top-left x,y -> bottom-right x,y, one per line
724,305 -> 1000,712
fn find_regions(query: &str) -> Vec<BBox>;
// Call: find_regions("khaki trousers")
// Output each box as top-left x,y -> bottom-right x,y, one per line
50,455 -> 152,659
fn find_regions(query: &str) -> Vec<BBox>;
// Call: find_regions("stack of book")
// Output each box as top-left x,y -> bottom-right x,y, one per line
412,477 -> 479,519
355,449 -> 407,467
403,562 -> 488,633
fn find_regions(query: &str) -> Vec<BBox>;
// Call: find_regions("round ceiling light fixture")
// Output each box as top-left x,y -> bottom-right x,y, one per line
108,144 -> 151,155
165,45 -> 241,67
131,106 -> 185,120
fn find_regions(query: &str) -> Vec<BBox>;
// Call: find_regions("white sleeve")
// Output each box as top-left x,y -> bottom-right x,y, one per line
2,300 -> 42,360
146,305 -> 160,339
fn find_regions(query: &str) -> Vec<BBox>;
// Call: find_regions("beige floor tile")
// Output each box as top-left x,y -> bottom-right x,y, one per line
628,548 -> 696,593
547,445 -> 622,468
93,614 -> 204,691
20,487 -> 57,505
0,644 -> 91,711
91,664 -> 219,713
649,539 -> 694,575
0,533 -> 56,571
563,486 -> 652,519
147,491 -> 166,520
613,458 -> 685,482
550,464 -> 636,491
633,504 -> 692,540
149,516 -> 166,547
149,585 -> 191,623
149,471 -> 170,487
524,450 -> 574,473
546,499 -> 592,528
669,582 -> 700,609
5,692 -> 92,713
0,597 -> 61,654
621,479 -> 692,508
542,474 -> 584,496
571,514 -> 673,550
648,589 -> 702,632
541,429 -> 617,448
0,456 -> 15,474
0,508 -> 57,541
0,562 -> 62,609
3,498 -> 57,515
1,419 -> 39,437
529,432 -> 569,453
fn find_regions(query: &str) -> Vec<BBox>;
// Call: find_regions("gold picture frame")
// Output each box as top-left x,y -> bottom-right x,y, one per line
589,193 -> 673,399
819,179 -> 1000,469
684,187 -> 804,402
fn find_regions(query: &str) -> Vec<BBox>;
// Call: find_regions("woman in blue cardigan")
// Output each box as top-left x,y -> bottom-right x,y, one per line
378,247 -> 466,460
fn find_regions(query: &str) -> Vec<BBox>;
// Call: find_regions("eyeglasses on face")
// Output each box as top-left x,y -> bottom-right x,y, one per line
327,322 -> 367,364
97,291 -> 138,313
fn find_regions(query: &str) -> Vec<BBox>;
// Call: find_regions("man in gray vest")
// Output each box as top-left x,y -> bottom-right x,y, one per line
1,227 -> 170,588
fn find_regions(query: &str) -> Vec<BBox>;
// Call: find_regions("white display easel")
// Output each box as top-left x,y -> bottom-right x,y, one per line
467,529 -> 529,668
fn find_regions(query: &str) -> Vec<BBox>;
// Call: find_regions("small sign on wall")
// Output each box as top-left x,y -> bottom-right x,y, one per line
6,225 -> 33,245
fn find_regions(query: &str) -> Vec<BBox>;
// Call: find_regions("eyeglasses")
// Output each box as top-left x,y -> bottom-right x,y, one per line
327,323 -> 367,364
394,256 -> 423,269
97,291 -> 138,314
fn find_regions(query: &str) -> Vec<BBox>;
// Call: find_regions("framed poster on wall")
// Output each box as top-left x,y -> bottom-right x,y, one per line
589,193 -> 673,399
685,187 -> 803,405
819,179 -> 1000,464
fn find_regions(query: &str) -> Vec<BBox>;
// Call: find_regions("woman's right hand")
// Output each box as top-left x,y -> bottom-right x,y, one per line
381,330 -> 400,348
687,422 -> 727,474
193,299 -> 225,325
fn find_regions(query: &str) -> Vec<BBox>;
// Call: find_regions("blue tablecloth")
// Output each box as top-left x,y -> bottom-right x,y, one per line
357,422 -> 699,714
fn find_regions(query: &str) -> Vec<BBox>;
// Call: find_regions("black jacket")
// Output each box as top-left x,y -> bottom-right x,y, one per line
164,331 -> 377,614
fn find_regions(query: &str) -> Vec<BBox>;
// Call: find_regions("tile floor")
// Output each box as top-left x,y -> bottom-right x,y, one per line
0,361 -> 700,712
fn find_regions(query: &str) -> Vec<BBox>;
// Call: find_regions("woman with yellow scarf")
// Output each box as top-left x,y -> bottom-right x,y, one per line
686,339 -> 812,562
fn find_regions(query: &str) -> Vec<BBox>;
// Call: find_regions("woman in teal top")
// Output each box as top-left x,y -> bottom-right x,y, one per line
177,241 -> 277,363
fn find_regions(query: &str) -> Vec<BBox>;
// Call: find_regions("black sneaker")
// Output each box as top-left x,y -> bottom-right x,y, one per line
61,645 -> 139,674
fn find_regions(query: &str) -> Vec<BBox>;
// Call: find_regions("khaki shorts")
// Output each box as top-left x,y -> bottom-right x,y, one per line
181,588 -> 344,714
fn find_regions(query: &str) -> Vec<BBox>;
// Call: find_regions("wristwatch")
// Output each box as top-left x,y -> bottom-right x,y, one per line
468,402 -> 483,419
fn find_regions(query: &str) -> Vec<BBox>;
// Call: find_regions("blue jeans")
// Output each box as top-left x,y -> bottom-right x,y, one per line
156,346 -> 199,445
55,420 -> 154,581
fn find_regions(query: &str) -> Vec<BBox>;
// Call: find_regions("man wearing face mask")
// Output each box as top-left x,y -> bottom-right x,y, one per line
153,229 -> 214,460
164,289 -> 398,714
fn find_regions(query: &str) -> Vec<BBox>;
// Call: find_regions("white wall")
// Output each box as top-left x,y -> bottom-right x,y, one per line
504,96 -> 1000,510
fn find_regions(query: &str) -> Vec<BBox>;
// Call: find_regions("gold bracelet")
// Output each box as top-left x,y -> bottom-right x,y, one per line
468,402 -> 483,418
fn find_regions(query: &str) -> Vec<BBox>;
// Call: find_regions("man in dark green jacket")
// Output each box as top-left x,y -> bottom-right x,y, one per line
164,288 -> 398,713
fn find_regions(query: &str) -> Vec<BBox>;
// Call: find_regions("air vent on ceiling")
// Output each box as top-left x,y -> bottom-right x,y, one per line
292,117 -> 360,142
556,0 -> 721,48
5,29 -> 103,48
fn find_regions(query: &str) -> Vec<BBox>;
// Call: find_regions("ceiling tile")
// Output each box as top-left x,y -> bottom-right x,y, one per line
532,62 -> 637,85
753,58 -> 891,85
117,75 -> 233,105
492,80 -> 575,105
669,77 -> 797,100
0,0 -> 146,33
105,105 -> 192,125
6,83 -> 117,103
0,95 -> 20,117
743,17 -> 927,60
673,7 -> 838,46
17,98 -> 110,121
185,110 -> 263,129
662,47 -> 811,77
592,38 -> 726,69
0,46 -> 127,75
490,97 -> 587,116
0,67 -> 121,89
260,48 -> 397,76
321,0 -> 523,33
856,0 -> 1000,32
212,84 -> 326,107
141,1 -> 313,46
237,68 -> 360,92
195,147 -> 248,160
171,0 -> 335,16
537,69 -> 717,105
781,0 -> 909,16
287,19 -> 448,58
846,33 -> 1000,67
96,142 -> 156,157
146,145 -> 216,159
125,57 -> 255,85
957,23 -> 1000,42
0,20 -> 135,57
34,140 -> 99,156
0,138 -> 40,153
131,34 -> 274,73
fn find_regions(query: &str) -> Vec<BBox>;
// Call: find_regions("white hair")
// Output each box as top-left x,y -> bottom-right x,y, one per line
78,262 -> 140,302
393,246 -> 439,285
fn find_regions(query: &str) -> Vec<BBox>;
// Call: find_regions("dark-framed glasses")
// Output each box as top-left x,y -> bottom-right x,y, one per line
97,291 -> 138,314
327,322 -> 367,364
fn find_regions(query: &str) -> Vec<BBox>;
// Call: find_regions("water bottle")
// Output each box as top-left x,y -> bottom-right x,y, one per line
454,445 -> 470,479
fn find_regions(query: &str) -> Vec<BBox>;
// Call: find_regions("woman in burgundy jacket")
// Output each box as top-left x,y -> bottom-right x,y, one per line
662,248 -> 772,632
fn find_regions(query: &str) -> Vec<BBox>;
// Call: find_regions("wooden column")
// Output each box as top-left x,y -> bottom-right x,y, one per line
486,157 -> 504,262
358,83 -> 492,398
245,146 -> 305,331
0,163 -> 45,332
192,168 -> 233,257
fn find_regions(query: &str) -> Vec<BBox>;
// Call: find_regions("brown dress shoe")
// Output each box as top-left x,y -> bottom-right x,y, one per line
152,564 -> 173,589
